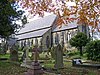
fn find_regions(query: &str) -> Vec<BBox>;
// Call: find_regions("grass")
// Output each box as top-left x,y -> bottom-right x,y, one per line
0,51 -> 100,75
0,60 -> 100,75
0,61 -> 27,75
0,53 -> 10,59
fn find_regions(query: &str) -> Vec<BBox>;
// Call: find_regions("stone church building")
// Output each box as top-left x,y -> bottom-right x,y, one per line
16,14 -> 89,51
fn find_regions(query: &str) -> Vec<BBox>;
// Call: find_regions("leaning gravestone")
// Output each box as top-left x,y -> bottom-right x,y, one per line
54,44 -> 63,69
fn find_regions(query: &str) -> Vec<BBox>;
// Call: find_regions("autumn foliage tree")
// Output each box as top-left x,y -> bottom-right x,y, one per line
11,0 -> 100,30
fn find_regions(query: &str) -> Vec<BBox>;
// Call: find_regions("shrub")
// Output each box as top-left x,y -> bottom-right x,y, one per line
86,40 -> 100,61
69,32 -> 89,56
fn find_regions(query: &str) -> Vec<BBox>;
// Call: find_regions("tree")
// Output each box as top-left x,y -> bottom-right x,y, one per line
14,0 -> 100,29
86,40 -> 100,61
0,0 -> 24,38
69,32 -> 89,56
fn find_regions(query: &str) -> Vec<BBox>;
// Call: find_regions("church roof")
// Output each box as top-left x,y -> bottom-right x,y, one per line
16,14 -> 78,40
16,28 -> 50,40
52,21 -> 78,32
17,14 -> 56,34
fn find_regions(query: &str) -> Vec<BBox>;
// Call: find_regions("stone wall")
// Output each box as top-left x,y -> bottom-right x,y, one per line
41,29 -> 52,51
52,28 -> 78,49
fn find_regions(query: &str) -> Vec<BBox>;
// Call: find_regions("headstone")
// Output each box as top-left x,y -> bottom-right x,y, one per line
24,46 -> 44,75
24,47 -> 30,60
10,49 -> 18,61
54,44 -> 63,69
21,44 -> 31,67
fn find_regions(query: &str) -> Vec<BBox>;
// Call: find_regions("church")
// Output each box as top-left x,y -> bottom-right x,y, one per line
16,14 -> 89,51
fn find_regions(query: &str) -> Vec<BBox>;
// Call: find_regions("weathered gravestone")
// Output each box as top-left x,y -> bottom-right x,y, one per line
24,46 -> 44,75
21,40 -> 31,67
21,46 -> 31,67
10,49 -> 18,61
54,44 -> 63,69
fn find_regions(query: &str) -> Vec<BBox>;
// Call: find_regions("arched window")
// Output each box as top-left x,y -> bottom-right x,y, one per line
66,31 -> 68,43
46,36 -> 50,48
55,32 -> 59,44
31,39 -> 33,46
23,40 -> 26,46
61,31 -> 64,47
27,39 -> 30,47
35,38 -> 38,46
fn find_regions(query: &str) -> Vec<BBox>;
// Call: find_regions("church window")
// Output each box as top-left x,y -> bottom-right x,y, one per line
35,38 -> 38,46
27,39 -> 30,46
55,32 -> 59,44
46,36 -> 50,48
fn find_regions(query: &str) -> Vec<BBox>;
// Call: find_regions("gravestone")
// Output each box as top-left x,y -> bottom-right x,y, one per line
54,44 -> 63,69
21,46 -> 31,67
21,40 -> 31,67
24,46 -> 43,75
10,49 -> 18,61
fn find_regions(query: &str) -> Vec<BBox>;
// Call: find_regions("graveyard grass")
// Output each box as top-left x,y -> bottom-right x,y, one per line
0,61 -> 27,75
0,51 -> 100,75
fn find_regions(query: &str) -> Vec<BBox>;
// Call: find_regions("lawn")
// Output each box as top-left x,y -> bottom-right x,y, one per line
0,53 -> 10,59
0,61 -> 27,75
0,51 -> 100,75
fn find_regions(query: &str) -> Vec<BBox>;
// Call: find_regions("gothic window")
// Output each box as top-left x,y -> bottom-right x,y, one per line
55,32 -> 59,44
24,40 -> 26,46
46,36 -> 50,48
65,31 -> 68,43
61,31 -> 64,47
27,39 -> 30,46
31,39 -> 33,46
35,38 -> 38,46
39,38 -> 42,46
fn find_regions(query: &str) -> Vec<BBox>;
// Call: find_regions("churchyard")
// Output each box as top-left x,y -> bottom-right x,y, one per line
0,0 -> 100,75
0,48 -> 100,75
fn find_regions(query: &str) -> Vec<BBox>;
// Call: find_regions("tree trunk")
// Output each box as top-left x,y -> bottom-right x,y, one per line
79,47 -> 83,56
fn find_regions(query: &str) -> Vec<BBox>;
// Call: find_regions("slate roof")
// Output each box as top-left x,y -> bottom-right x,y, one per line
16,14 -> 78,40
52,21 -> 78,32
16,28 -> 50,40
17,14 -> 56,34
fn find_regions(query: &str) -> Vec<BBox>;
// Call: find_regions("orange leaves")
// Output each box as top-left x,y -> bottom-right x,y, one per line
15,0 -> 99,29
57,18 -> 64,26
63,8 -> 70,16
47,0 -> 52,3
89,21 -> 95,26
88,20 -> 98,28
